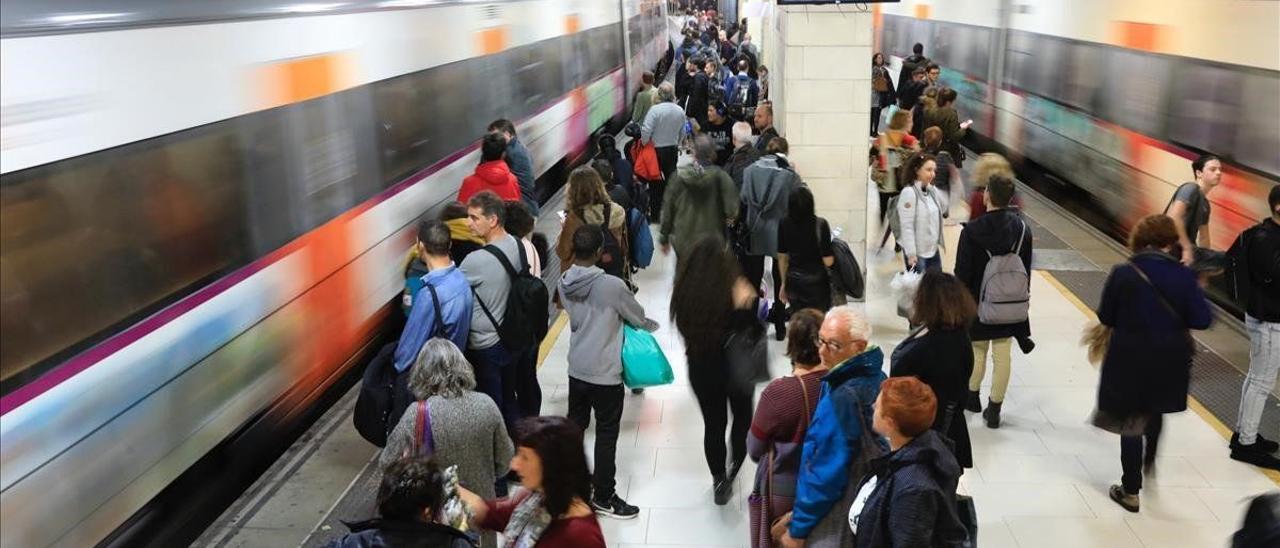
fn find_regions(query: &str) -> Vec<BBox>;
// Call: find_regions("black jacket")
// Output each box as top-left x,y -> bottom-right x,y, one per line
955,208 -> 1033,341
687,73 -> 711,124
324,519 -> 475,548
853,430 -> 967,548
1232,218 -> 1280,322
896,54 -> 929,92
755,126 -> 780,154
726,144 -> 762,191
890,327 -> 974,468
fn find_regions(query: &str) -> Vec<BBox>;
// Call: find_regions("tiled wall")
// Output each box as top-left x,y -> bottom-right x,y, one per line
776,5 -> 874,257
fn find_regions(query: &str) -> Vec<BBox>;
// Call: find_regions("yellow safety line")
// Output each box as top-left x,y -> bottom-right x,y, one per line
1039,272 -> 1280,487
536,312 -> 568,369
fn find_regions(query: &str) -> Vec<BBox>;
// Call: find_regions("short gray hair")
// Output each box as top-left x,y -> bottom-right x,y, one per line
826,305 -> 872,343
657,82 -> 676,102
732,122 -> 754,146
692,134 -> 716,163
409,339 -> 476,399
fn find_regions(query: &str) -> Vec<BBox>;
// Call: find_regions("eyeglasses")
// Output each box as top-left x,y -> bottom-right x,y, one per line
817,337 -> 846,351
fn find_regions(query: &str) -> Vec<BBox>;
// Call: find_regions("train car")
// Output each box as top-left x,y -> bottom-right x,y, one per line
0,1 -> 668,546
874,0 -> 1278,258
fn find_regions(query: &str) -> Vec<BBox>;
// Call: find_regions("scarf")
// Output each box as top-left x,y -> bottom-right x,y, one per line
502,490 -> 553,548
445,218 -> 485,245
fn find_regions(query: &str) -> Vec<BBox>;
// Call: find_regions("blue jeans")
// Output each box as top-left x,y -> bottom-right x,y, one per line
905,253 -> 943,273
1236,315 -> 1280,444
467,343 -> 519,428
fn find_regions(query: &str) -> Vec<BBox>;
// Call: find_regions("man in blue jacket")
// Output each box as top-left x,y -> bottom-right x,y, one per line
393,220 -> 473,373
488,119 -> 539,215
782,305 -> 888,548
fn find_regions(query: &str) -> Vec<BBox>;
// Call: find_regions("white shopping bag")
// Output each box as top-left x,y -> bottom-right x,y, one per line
890,270 -> 922,319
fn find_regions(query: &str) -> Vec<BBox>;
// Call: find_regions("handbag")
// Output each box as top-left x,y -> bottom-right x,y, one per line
761,375 -> 813,545
725,322 -> 770,395
631,139 -> 663,182
621,324 -> 675,388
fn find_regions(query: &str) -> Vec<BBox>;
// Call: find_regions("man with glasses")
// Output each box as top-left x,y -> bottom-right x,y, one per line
782,306 -> 889,547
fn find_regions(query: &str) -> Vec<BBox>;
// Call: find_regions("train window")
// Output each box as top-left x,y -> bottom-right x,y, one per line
280,94 -> 381,234
0,125 -> 248,389
470,52 -> 517,134
513,39 -> 563,115
1235,71 -> 1280,176
1166,62 -> 1244,159
1005,31 -> 1065,100
1099,49 -> 1173,138
932,24 -> 990,80
372,59 -> 472,186
1058,42 -> 1105,113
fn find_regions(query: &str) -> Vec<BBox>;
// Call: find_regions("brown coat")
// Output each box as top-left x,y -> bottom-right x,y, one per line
555,201 -> 629,269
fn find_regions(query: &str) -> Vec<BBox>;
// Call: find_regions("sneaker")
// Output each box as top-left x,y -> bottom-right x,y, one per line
1108,484 -> 1139,513
713,477 -> 734,506
591,494 -> 640,519
1231,432 -> 1280,454
1231,446 -> 1280,471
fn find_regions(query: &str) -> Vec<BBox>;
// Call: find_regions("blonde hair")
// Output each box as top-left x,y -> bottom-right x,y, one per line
971,153 -> 1013,190
887,109 -> 912,131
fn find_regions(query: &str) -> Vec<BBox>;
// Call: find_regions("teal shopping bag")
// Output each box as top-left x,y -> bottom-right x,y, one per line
621,325 -> 674,388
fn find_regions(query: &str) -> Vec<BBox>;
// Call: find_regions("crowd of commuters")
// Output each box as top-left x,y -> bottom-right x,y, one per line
331,24 -> 1280,547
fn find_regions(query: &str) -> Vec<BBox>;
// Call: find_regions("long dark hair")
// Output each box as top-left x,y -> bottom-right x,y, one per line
900,152 -> 936,186
670,235 -> 741,358
785,184 -> 819,236
872,52 -> 885,67
513,416 -> 591,518
910,271 -> 976,330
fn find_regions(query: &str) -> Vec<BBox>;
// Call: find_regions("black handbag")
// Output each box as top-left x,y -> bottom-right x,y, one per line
724,320 -> 769,395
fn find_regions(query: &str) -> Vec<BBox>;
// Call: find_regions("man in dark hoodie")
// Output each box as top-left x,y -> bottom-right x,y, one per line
558,225 -> 658,520
954,175 -> 1034,429
846,377 -> 967,548
487,119 -> 539,214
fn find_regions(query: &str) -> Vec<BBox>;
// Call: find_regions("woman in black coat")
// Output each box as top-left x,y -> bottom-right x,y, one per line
954,176 -> 1033,428
890,271 -> 976,469
870,52 -> 896,136
1097,215 -> 1212,513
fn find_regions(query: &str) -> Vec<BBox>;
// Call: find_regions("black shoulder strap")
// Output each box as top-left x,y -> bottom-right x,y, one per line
483,240 -> 527,279
1128,262 -> 1185,327
424,282 -> 446,338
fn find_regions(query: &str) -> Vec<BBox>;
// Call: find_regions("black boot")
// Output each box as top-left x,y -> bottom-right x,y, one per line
964,390 -> 982,413
983,400 -> 1002,429
713,475 -> 734,505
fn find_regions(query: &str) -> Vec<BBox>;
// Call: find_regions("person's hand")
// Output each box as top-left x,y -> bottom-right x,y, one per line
456,486 -> 488,523
907,255 -> 918,270
778,285 -> 788,305
661,243 -> 671,256
779,531 -> 806,548
733,277 -> 756,308
1181,247 -> 1194,267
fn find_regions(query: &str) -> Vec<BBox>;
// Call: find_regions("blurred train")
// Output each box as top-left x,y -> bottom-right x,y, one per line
875,0 -> 1278,261
0,0 -> 669,545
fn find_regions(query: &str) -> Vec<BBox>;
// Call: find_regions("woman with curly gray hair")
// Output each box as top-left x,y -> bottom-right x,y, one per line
382,338 -> 514,548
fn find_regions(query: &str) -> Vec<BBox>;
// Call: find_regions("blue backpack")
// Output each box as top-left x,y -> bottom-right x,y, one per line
628,207 -> 654,269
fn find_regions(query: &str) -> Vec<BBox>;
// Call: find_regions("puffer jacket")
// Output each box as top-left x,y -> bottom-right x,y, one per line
459,160 -> 520,204
851,430 -> 968,548
740,155 -> 800,256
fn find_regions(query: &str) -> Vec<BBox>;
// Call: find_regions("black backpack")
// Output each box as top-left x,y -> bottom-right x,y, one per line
474,241 -> 550,352
586,203 -> 627,279
353,284 -> 446,447
829,236 -> 865,300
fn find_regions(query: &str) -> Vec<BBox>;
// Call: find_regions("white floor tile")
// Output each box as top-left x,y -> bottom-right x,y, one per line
1184,456 -> 1279,490
597,507 -> 650,544
1004,517 -> 1141,548
1124,515 -> 1236,548
1073,482 -> 1218,523
971,454 -> 1093,484
1075,455 -> 1210,489
645,506 -> 749,545
964,482 -> 1094,519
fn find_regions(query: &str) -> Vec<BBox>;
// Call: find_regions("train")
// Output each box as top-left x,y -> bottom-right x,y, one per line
875,0 -> 1278,263
0,0 -> 670,545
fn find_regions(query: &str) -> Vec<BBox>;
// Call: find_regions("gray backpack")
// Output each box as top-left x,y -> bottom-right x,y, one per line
978,221 -> 1030,324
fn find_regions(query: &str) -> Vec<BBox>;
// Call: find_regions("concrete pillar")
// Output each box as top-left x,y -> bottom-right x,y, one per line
772,5 -> 873,265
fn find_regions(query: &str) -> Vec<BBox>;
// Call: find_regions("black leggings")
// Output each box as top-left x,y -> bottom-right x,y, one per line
689,353 -> 754,481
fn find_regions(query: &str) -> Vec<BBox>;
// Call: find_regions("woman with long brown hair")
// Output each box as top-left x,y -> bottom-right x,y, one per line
889,271 -> 976,469
670,235 -> 763,506
555,166 -> 628,279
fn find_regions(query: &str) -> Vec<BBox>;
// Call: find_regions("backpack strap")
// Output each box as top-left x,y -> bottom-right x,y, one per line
424,282 -> 446,339
483,240 -> 529,278
1012,219 -> 1028,255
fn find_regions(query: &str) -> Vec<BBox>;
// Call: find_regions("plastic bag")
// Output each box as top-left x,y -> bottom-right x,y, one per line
890,270 -> 922,319
622,325 -> 674,388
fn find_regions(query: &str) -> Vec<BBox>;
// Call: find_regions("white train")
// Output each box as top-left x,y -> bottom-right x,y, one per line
0,1 -> 669,545
876,0 -> 1278,253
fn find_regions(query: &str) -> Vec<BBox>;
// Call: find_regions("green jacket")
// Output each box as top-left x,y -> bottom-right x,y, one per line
660,163 -> 739,257
631,86 -> 658,124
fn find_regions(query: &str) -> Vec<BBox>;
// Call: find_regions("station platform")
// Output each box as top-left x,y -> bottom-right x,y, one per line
194,164 -> 1275,548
